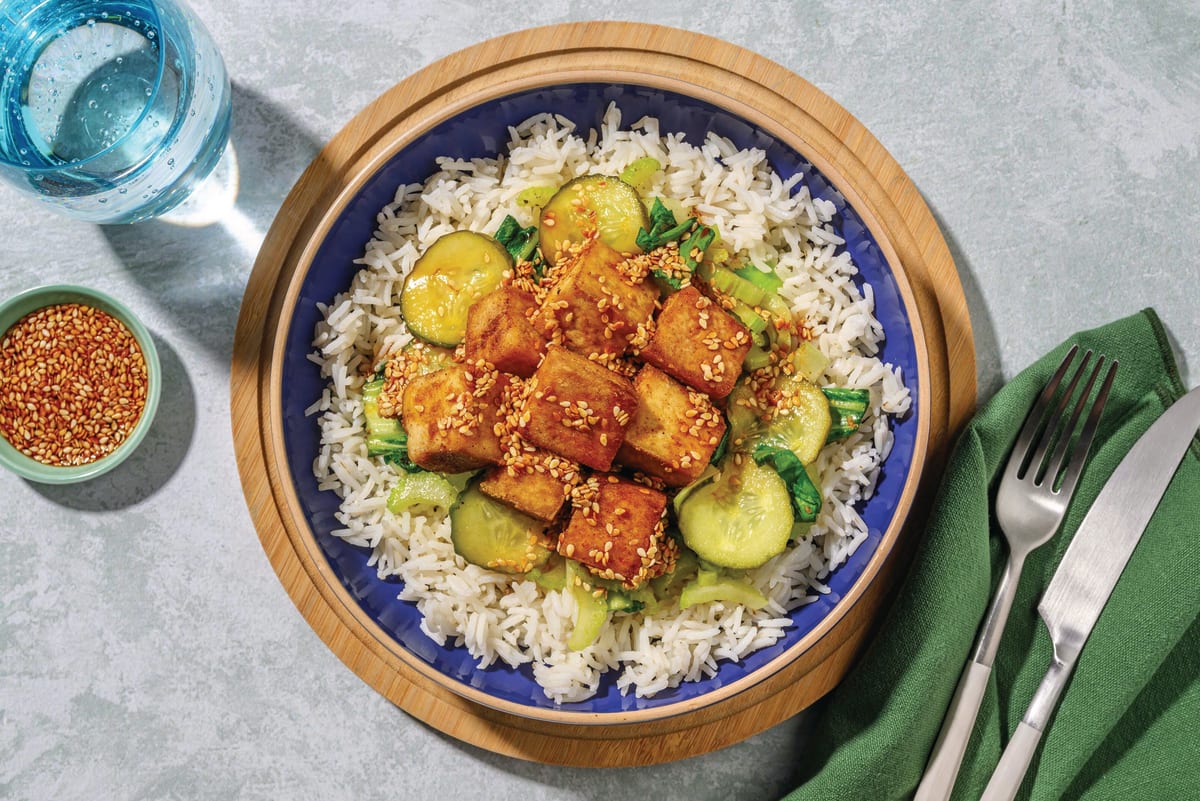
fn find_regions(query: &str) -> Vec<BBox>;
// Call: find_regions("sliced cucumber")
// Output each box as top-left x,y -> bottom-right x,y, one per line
790,340 -> 830,383
649,547 -> 700,601
618,156 -> 661,194
516,185 -> 556,211
606,586 -> 655,615
752,445 -> 823,522
566,561 -> 608,651
676,456 -> 794,569
760,375 -> 832,465
387,471 -> 459,517
539,175 -> 647,266
398,340 -> 457,377
400,231 -> 512,346
725,380 -> 766,449
679,568 -> 769,610
528,558 -> 567,591
449,483 -> 552,574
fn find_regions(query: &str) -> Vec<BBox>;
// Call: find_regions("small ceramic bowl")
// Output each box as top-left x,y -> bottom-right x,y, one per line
0,284 -> 161,484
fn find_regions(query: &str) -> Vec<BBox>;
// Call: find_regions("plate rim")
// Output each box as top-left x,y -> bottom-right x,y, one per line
232,21 -> 975,763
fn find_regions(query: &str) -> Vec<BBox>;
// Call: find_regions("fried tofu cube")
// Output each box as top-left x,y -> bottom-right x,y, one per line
463,286 -> 547,378
558,475 -> 675,588
375,342 -> 456,419
532,238 -> 658,359
479,446 -> 581,522
519,344 -> 637,471
615,365 -> 727,486
401,364 -> 509,473
639,285 -> 751,399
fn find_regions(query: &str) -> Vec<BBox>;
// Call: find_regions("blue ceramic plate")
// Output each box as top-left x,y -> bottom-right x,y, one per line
278,83 -> 921,718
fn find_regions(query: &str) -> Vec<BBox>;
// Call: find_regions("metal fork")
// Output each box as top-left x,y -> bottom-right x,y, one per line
914,344 -> 1116,801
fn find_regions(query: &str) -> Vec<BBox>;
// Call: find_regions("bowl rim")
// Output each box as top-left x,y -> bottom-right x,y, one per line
0,283 -> 162,484
230,23 -> 976,761
267,79 -> 932,724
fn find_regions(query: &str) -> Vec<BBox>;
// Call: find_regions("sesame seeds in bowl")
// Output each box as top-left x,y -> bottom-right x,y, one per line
0,284 -> 161,484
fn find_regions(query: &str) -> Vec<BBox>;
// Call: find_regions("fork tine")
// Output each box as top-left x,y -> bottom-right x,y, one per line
1042,354 -> 1109,487
1054,358 -> 1118,497
1007,345 -> 1081,482
1026,348 -> 1094,484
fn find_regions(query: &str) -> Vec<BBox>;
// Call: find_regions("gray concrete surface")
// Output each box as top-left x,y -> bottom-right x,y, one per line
2,1 -> 1198,799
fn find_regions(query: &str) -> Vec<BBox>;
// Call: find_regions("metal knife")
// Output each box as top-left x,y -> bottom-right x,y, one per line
979,384 -> 1200,801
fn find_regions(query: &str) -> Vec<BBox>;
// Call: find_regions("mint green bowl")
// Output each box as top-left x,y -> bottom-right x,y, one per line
0,284 -> 162,484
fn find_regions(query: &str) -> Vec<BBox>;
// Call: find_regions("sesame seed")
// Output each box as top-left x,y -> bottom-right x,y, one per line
0,303 -> 148,466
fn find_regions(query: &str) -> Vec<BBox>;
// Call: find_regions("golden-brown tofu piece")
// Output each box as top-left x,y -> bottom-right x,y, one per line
401,363 -> 509,473
532,238 -> 658,360
375,342 -> 456,419
639,285 -> 751,399
463,286 -> 547,378
519,344 -> 637,471
478,446 -> 580,522
558,475 -> 675,588
615,365 -> 727,487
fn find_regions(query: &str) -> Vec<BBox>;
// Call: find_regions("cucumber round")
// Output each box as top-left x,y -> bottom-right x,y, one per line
761,376 -> 832,465
725,379 -> 766,449
449,484 -> 552,574
539,175 -> 647,266
676,457 -> 793,569
400,231 -> 512,346
387,471 -> 459,517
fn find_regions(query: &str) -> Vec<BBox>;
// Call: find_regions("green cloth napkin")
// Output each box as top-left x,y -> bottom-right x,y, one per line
784,309 -> 1199,800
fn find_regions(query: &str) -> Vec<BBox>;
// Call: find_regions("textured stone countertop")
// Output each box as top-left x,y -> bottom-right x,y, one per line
2,2 -> 1197,799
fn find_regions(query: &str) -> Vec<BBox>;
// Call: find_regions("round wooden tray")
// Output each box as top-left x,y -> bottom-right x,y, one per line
231,22 -> 976,766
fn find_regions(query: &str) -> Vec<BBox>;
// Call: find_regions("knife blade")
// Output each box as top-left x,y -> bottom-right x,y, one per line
980,384 -> 1200,801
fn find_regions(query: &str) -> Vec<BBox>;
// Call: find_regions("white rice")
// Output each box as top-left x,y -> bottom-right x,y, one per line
309,104 -> 911,703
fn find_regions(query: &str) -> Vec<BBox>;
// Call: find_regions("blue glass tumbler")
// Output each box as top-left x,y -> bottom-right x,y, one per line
0,0 -> 232,223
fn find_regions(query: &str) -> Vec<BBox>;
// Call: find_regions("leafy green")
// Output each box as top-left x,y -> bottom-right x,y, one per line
680,224 -> 716,270
380,441 -> 423,473
494,214 -> 539,263
751,444 -> 822,522
823,387 -> 871,443
636,198 -> 696,252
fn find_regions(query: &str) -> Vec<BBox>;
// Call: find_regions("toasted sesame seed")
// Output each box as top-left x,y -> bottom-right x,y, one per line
0,303 -> 148,467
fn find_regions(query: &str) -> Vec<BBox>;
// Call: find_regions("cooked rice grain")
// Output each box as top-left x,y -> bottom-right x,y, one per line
310,104 -> 911,703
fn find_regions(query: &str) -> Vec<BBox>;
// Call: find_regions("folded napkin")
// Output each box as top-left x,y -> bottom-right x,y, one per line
784,309 -> 1199,800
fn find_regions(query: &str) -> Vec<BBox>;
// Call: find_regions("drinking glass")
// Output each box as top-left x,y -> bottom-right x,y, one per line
0,0 -> 231,224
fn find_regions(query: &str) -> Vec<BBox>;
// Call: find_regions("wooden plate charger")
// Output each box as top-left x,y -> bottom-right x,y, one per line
230,22 -> 976,766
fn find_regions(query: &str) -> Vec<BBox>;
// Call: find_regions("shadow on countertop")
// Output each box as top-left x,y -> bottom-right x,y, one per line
416,703 -> 822,801
98,82 -> 323,362
925,200 -> 1001,408
30,335 -> 194,510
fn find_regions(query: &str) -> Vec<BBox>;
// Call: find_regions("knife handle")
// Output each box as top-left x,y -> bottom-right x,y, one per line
979,721 -> 1043,801
913,659 -> 992,801
980,657 -> 1074,801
